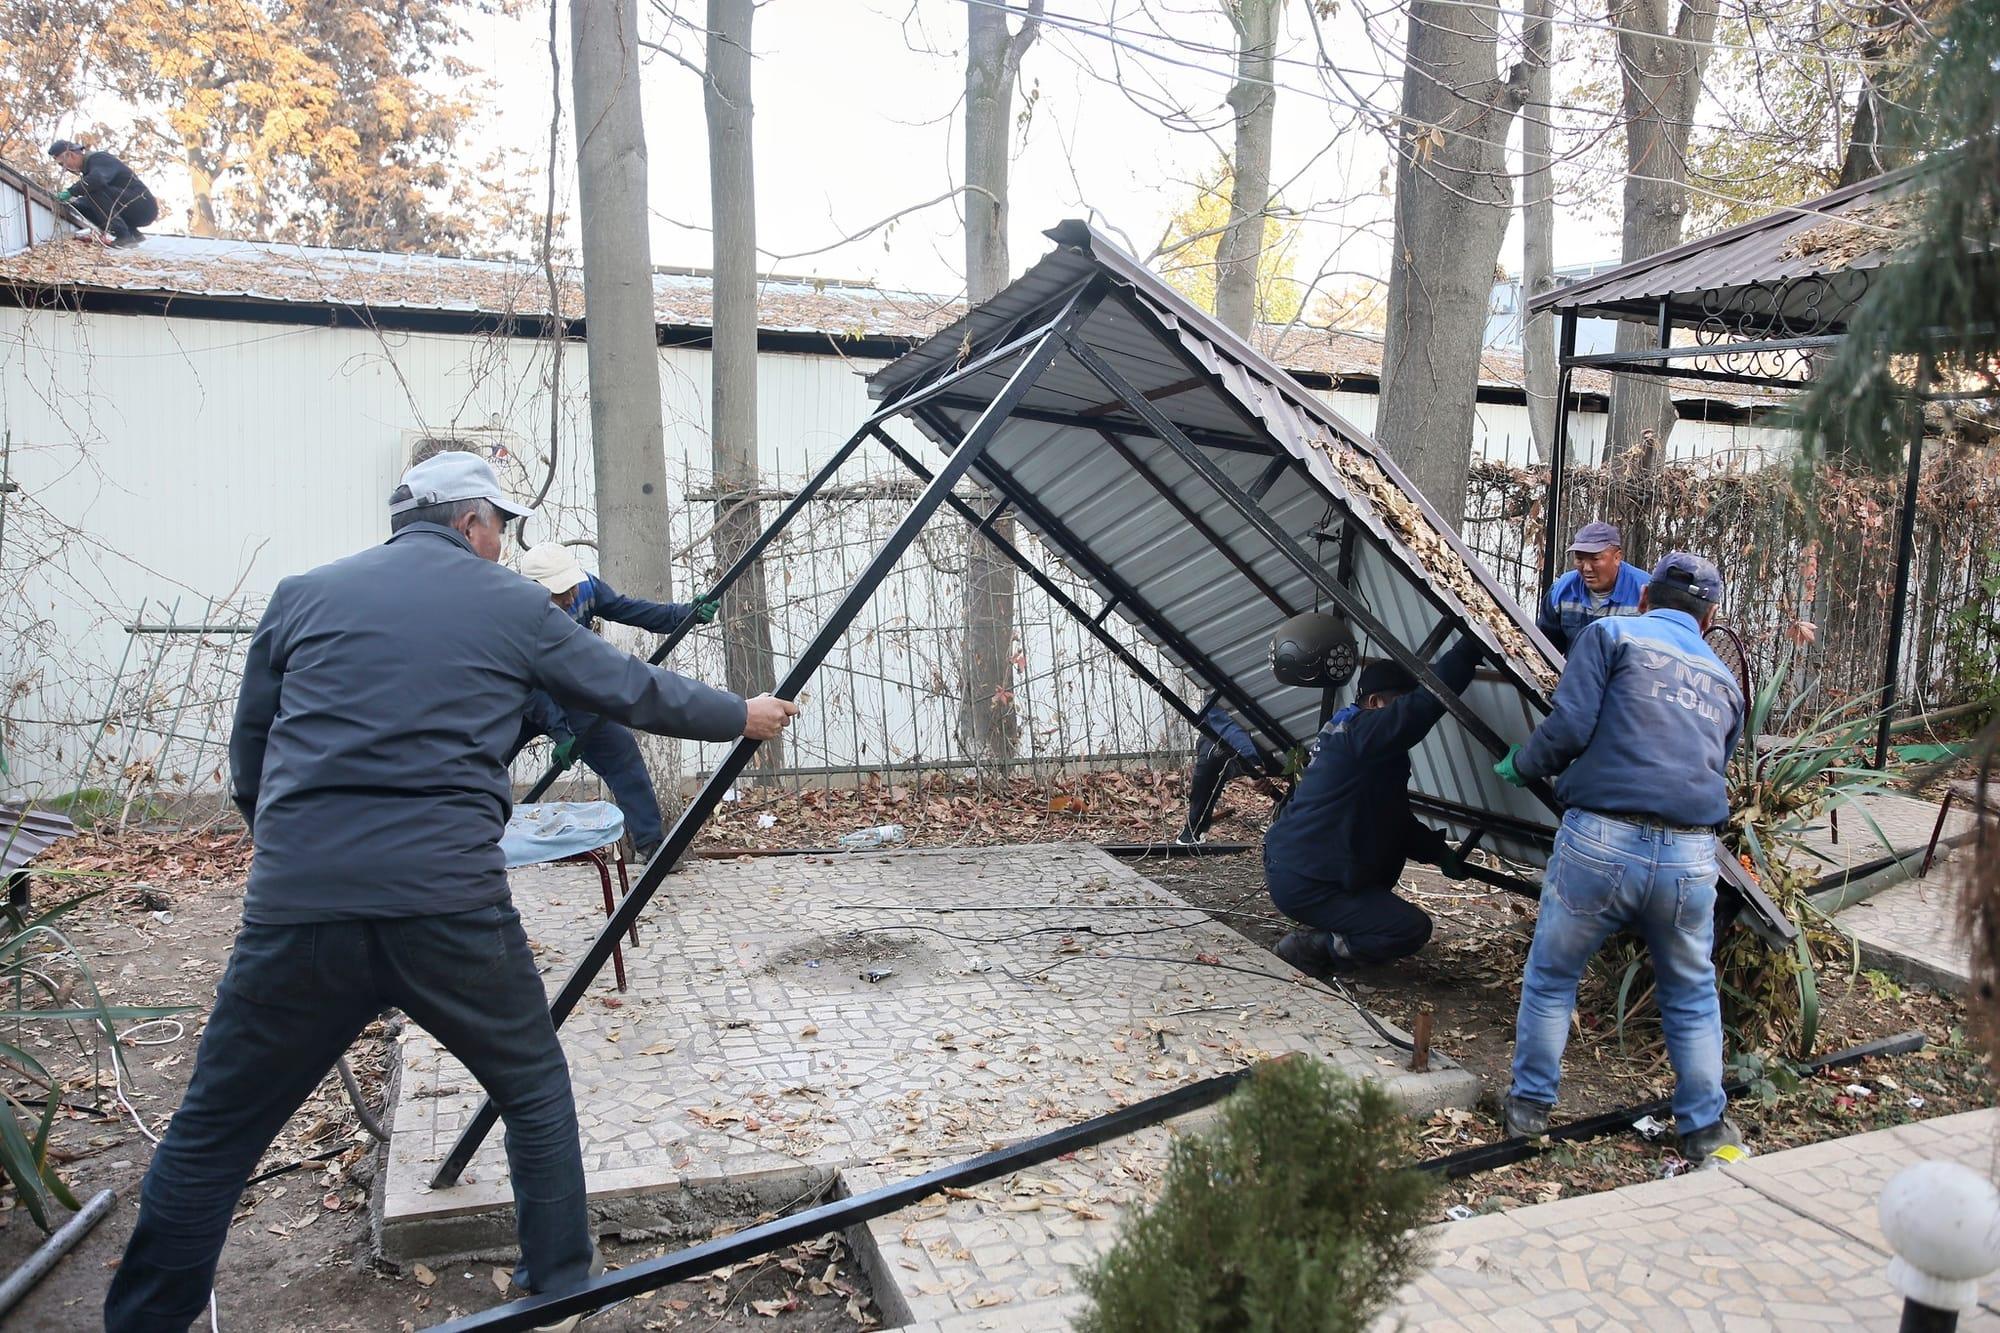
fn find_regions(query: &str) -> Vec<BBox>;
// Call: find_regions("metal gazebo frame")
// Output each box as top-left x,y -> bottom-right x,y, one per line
1529,163 -> 1939,767
430,220 -> 1794,1190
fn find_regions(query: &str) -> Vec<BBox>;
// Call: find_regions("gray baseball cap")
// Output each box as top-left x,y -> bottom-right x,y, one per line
1569,521 -> 1623,553
1651,551 -> 1724,604
388,450 -> 533,518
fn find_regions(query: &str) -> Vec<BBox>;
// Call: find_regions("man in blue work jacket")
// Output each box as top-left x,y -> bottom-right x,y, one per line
1262,634 -> 1483,973
1537,521 -> 1648,654
1174,704 -> 1272,845
105,453 -> 798,1332
513,542 -> 719,863
1496,552 -> 1747,1164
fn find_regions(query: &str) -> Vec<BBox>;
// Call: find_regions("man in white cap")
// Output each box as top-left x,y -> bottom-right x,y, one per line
512,542 -> 717,863
106,451 -> 797,1332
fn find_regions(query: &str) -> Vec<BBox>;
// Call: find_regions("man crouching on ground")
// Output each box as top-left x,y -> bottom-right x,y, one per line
105,451 -> 798,1332
1261,634 -> 1483,973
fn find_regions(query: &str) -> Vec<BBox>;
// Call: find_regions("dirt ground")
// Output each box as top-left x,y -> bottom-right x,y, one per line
1146,849 -> 1994,1217
0,870 -> 876,1333
4,773 -> 1991,1326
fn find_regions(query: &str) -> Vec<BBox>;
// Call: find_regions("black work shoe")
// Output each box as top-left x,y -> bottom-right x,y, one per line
1274,930 -> 1332,975
1504,1095 -> 1553,1139
631,840 -> 662,866
1679,1117 -> 1750,1166
1172,827 -> 1203,847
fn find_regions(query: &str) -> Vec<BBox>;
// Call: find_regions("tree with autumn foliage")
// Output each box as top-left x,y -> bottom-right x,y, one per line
7,0 -> 530,255
1157,160 -> 1304,326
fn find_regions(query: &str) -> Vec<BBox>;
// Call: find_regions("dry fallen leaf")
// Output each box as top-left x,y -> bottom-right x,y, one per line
412,1263 -> 437,1288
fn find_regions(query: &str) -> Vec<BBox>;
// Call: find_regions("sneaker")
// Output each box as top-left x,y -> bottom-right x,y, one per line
631,840 -> 662,866
1172,827 -> 1204,847
1679,1117 -> 1750,1167
1503,1095 -> 1553,1139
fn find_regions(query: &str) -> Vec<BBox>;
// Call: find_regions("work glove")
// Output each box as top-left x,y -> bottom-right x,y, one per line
55,188 -> 72,203
1493,744 -> 1527,788
550,733 -> 580,772
690,595 -> 720,624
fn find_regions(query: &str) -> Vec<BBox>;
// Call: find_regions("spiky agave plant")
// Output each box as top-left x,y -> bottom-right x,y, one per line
1592,653 -> 1893,1060
0,856 -> 189,1229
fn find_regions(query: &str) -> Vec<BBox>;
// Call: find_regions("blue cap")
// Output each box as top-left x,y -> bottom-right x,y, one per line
1651,551 -> 1723,604
1569,521 -> 1622,553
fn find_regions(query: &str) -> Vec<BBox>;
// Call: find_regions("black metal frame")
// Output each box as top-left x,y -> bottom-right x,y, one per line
1539,292 -> 1939,774
432,280 -> 1112,1186
445,261 -> 1810,1182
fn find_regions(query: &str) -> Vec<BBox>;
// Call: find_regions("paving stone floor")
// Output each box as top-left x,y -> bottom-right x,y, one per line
1798,790 -> 1973,885
875,1110 -> 2000,1332
377,843 -> 1476,1261
1378,1108 -> 2000,1333
1840,873 -> 1975,992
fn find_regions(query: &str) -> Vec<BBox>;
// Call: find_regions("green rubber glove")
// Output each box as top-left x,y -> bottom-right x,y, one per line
550,734 -> 580,771
690,595 -> 720,624
1494,744 -> 1527,788
56,188 -> 72,203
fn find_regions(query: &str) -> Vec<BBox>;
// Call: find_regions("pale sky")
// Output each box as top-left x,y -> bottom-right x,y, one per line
448,0 -> 1627,305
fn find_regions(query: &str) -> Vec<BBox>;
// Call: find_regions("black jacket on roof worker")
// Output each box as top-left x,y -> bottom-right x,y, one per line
229,512 -> 747,922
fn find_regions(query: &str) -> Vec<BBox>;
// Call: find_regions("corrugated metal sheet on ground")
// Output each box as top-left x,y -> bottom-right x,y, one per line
0,801 -> 77,877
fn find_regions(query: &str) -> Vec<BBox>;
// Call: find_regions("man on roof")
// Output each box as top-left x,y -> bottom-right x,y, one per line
48,139 -> 158,248
1536,521 -> 1648,655
511,542 -> 719,864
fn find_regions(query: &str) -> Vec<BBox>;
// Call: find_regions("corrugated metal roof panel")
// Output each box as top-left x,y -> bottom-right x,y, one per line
1530,163 -> 1928,327
879,223 -> 1569,868
0,801 -> 77,878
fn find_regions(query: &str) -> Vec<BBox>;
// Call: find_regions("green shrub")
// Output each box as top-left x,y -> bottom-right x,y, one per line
1076,1059 -> 1435,1333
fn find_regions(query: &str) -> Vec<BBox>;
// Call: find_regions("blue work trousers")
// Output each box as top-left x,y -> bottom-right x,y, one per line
517,692 -> 665,852
1509,809 -> 1727,1130
105,905 -> 593,1332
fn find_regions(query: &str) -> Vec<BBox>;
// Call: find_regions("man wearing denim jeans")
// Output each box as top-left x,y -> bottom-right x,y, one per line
1494,552 -> 1746,1164
104,452 -> 798,1333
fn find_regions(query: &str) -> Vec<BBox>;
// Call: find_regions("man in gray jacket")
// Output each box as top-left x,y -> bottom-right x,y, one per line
106,452 -> 797,1332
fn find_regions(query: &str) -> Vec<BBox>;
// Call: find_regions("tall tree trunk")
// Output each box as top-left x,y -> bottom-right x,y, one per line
957,0 -> 1041,770
183,146 -> 220,237
705,0 -> 781,773
1604,0 -> 1718,555
1214,0 -> 1279,338
1377,2 -> 1529,532
1838,3 -> 1917,186
1521,0 -> 1557,463
571,0 -> 673,602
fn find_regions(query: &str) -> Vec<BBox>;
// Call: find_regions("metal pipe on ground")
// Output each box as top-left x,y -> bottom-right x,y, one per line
0,1188 -> 117,1319
425,1065 -> 1259,1333
1419,1029 -> 1926,1179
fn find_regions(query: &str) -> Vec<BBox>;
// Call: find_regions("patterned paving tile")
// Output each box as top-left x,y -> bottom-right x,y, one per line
378,844 -> 1475,1260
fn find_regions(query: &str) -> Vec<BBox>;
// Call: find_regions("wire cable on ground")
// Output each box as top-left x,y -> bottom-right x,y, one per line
112,1021 -> 220,1333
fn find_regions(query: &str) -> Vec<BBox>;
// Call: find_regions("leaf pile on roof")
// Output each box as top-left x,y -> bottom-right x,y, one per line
1779,196 -> 1925,270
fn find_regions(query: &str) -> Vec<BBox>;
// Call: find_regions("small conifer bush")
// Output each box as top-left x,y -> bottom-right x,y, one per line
1076,1058 -> 1435,1333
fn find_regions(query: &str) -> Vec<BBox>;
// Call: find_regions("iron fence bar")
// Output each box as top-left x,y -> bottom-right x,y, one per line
427,1064 -> 1259,1333
1560,332 -> 1846,367
517,423 -> 873,806
910,404 -> 1305,761
1565,359 -> 1819,394
430,281 -> 1107,1187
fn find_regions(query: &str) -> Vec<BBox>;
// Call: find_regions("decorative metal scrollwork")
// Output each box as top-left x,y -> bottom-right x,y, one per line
1684,272 -> 1864,381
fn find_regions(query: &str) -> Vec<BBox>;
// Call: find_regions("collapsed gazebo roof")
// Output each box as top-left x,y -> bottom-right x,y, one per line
868,221 -> 1567,867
